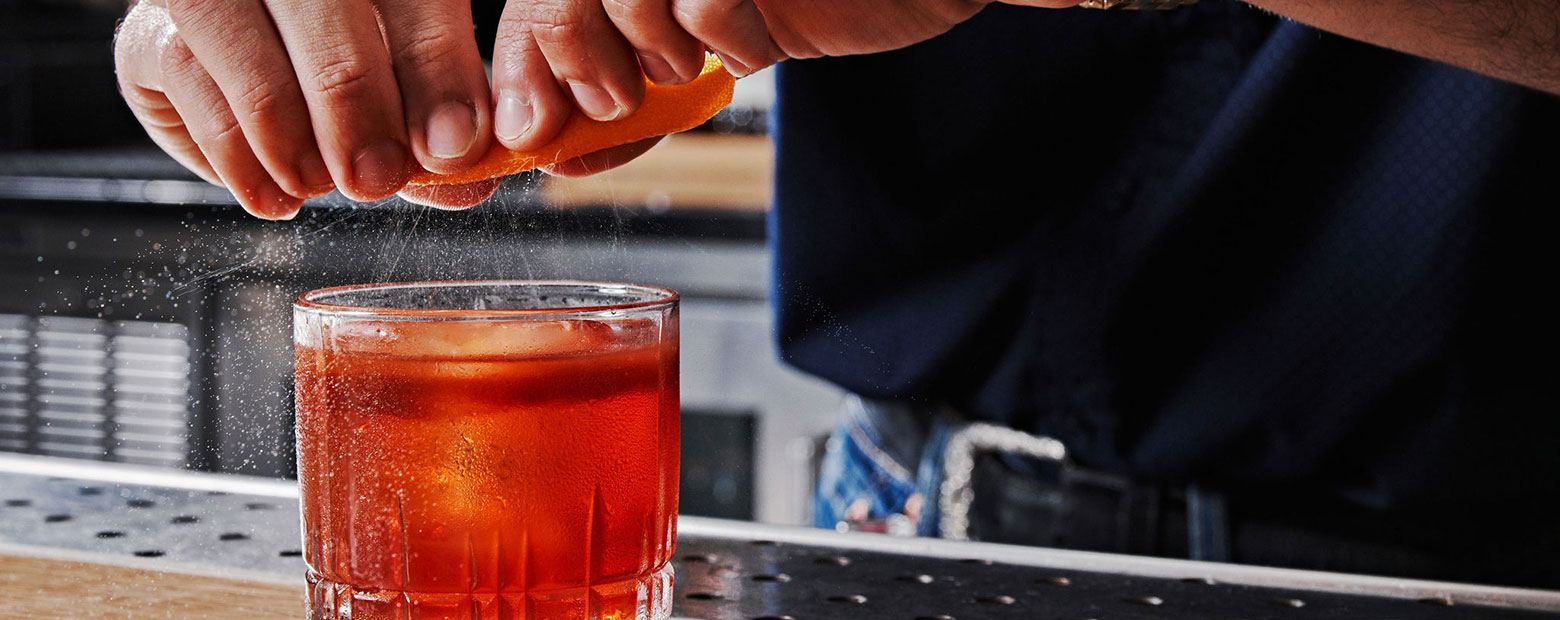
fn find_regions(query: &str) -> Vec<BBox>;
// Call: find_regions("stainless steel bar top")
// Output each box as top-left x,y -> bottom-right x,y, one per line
3,453 -> 1557,619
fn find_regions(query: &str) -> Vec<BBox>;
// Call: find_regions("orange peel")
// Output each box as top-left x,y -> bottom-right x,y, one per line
407,54 -> 736,187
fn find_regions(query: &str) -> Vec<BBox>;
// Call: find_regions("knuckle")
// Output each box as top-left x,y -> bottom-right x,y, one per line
234,78 -> 288,123
121,86 -> 172,120
496,9 -> 531,41
163,0 -> 206,27
392,27 -> 465,68
601,0 -> 651,23
303,56 -> 378,104
156,35 -> 196,77
111,21 -> 143,71
528,2 -> 588,46
133,98 -> 188,131
670,1 -> 710,32
671,0 -> 743,34
205,113 -> 246,146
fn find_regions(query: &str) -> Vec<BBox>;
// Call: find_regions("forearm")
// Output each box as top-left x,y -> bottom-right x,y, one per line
1244,0 -> 1560,95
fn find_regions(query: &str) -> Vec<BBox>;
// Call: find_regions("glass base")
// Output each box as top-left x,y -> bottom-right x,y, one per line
306,563 -> 674,620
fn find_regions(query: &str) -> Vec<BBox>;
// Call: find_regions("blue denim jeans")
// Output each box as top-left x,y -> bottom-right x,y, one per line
812,396 -> 959,537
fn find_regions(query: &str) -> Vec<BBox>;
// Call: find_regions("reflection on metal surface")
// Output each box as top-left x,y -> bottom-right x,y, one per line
0,452 -> 295,497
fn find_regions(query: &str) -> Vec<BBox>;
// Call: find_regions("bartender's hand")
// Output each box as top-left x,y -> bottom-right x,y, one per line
115,0 -> 505,218
114,0 -> 1085,219
488,0 -> 1082,147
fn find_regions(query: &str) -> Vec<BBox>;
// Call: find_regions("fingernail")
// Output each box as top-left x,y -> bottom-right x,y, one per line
299,151 -> 334,195
638,52 -> 682,84
567,81 -> 622,121
496,90 -> 533,143
425,101 -> 477,159
247,181 -> 302,221
714,52 -> 753,78
351,138 -> 410,196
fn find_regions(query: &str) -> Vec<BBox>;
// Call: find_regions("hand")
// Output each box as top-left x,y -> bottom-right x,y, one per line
115,0 -> 495,218
490,0 -> 1086,156
115,0 -> 1087,219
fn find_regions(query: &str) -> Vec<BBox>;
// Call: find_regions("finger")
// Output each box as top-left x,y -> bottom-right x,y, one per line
600,0 -> 706,85
491,6 -> 573,150
540,135 -> 664,177
376,0 -> 493,175
159,34 -> 304,219
397,178 -> 504,209
527,0 -> 646,121
165,0 -> 333,199
114,1 -> 222,186
266,0 -> 413,201
671,0 -> 784,77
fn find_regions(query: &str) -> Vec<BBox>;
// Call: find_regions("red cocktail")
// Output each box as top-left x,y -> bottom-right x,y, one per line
293,281 -> 679,620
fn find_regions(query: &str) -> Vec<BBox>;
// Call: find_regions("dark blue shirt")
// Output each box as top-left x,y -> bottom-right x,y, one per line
771,1 -> 1560,510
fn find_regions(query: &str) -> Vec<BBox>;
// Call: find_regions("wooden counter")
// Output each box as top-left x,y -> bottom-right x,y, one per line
0,544 -> 301,619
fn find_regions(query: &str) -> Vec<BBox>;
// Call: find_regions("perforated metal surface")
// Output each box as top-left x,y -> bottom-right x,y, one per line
2,460 -> 1557,619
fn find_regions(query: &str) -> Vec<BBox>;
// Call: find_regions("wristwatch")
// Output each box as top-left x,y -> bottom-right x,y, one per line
1079,0 -> 1198,8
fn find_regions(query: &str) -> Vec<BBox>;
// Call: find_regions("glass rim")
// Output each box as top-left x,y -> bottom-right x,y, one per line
293,280 -> 679,319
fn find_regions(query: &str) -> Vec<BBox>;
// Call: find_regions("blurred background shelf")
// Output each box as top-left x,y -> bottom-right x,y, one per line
540,133 -> 773,213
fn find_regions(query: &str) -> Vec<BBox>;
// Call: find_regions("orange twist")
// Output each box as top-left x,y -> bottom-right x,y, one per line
408,54 -> 737,187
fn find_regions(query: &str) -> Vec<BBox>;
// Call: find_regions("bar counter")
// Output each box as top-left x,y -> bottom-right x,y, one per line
2,453 -> 1557,619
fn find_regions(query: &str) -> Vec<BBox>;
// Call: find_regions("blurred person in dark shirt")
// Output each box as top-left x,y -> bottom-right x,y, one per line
113,0 -> 1560,587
